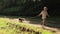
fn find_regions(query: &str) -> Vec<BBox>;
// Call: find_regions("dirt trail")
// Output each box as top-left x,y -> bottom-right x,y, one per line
23,21 -> 60,34
10,18 -> 60,34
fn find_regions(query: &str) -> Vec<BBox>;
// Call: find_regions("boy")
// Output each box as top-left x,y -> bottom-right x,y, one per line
38,6 -> 49,26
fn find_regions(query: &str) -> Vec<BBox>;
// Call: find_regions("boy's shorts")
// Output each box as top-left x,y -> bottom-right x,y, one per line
42,18 -> 46,20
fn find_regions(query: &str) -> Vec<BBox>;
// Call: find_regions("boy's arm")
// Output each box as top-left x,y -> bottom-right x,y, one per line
37,11 -> 42,16
47,13 -> 50,17
38,13 -> 42,16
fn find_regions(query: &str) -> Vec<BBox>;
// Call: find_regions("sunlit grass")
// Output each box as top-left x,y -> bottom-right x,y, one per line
0,17 -> 56,34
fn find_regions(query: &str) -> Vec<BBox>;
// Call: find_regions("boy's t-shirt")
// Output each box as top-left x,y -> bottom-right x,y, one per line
40,11 -> 48,19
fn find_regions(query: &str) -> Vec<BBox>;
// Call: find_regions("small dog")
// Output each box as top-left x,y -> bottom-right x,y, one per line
19,17 -> 24,22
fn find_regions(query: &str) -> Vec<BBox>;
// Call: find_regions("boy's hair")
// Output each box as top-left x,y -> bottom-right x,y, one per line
42,6 -> 48,10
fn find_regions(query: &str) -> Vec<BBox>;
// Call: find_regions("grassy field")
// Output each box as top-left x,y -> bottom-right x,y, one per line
0,16 -> 59,34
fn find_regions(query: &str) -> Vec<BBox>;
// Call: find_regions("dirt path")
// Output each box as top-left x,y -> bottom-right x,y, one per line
23,20 -> 60,34
10,18 -> 60,34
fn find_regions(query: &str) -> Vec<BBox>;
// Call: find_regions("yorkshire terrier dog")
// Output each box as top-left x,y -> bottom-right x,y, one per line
18,17 -> 24,22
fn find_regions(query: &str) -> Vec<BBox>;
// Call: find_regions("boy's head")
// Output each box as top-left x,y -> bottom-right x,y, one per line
43,6 -> 48,11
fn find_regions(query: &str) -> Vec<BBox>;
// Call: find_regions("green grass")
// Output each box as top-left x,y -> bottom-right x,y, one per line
0,17 -> 57,34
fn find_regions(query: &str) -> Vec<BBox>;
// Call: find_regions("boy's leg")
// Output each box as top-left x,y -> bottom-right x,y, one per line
42,19 -> 46,28
42,19 -> 46,25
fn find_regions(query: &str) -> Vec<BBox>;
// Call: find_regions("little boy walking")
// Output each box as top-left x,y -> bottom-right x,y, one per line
38,6 -> 49,26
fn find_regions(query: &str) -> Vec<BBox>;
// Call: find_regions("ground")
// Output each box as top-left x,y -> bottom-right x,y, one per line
0,16 -> 60,34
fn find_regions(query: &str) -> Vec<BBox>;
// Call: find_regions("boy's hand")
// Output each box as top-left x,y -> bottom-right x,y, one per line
37,14 -> 41,16
37,14 -> 40,16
